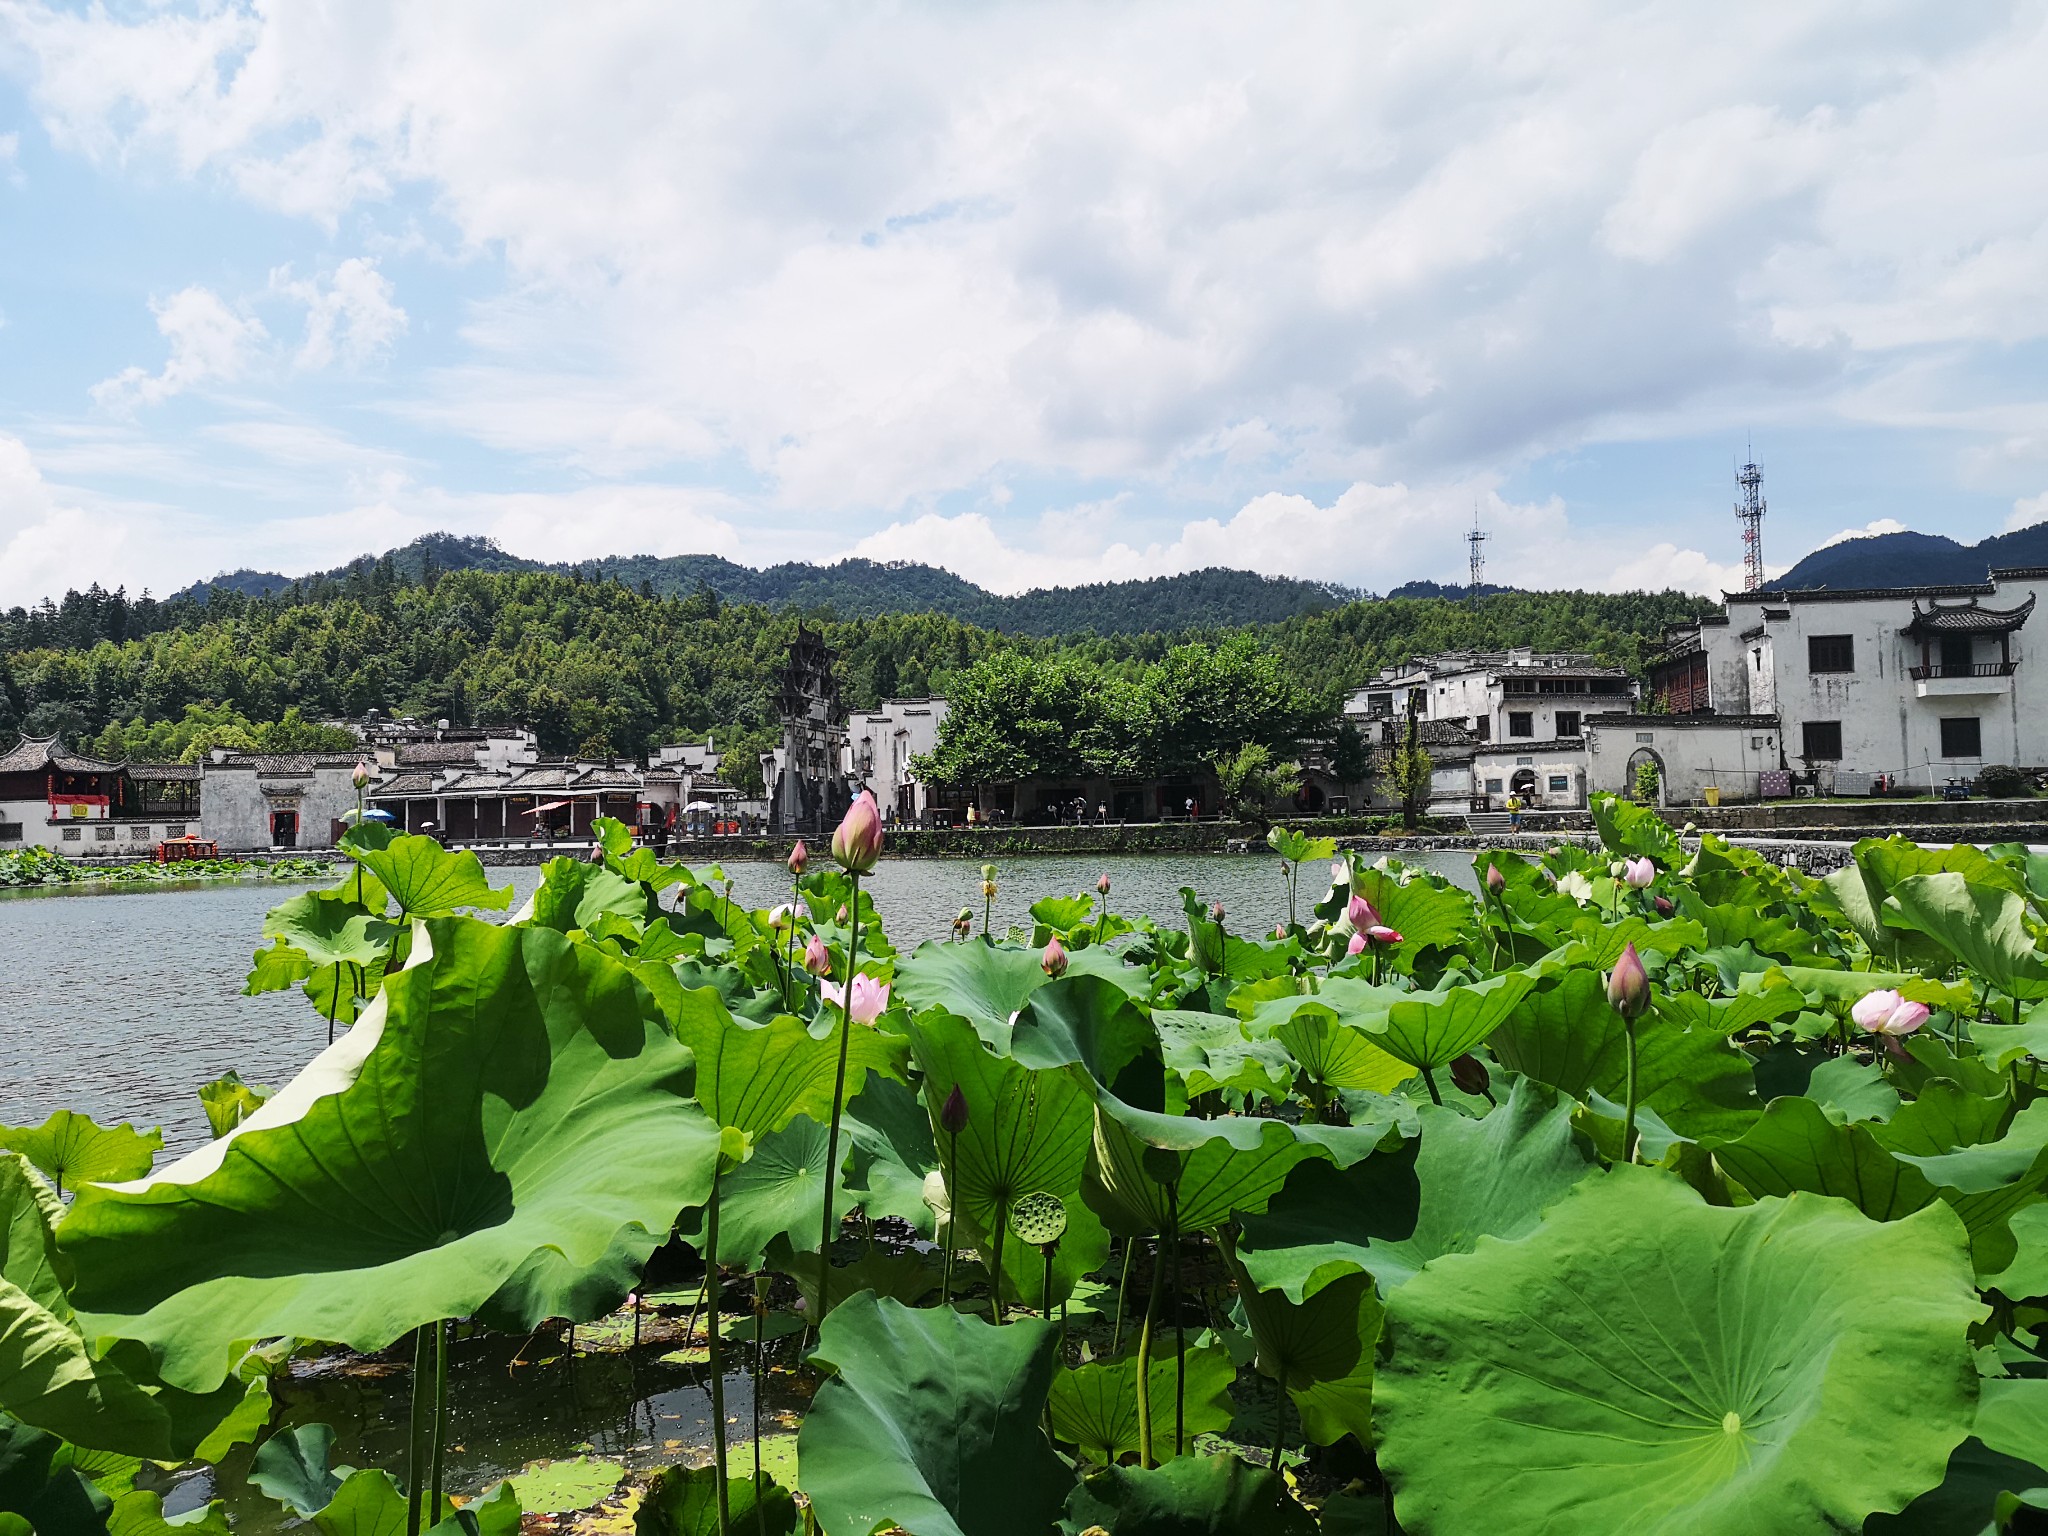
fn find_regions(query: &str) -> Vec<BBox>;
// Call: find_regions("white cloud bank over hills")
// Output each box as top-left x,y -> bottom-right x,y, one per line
3,2 -> 2048,606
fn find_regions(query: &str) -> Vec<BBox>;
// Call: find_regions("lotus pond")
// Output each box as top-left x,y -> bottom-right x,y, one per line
6,802 -> 2048,1536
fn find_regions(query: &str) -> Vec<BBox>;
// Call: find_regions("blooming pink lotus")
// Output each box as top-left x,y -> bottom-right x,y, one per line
1346,931 -> 1368,956
822,972 -> 891,1025
1347,893 -> 1380,930
1041,936 -> 1069,978
1363,924 -> 1402,945
803,934 -> 833,976
1852,988 -> 1931,1038
831,791 -> 883,873
1623,856 -> 1656,889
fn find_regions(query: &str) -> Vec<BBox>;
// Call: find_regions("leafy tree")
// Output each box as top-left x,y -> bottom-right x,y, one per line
1389,706 -> 1433,831
1210,742 -> 1296,828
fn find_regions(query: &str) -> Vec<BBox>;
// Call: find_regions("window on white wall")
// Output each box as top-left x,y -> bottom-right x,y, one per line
1941,717 -> 1983,758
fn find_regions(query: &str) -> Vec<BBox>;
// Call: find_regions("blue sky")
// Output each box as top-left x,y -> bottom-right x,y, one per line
1,2 -> 2045,609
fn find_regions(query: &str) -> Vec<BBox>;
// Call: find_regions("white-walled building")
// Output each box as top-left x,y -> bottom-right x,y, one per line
0,737 -> 204,852
1346,649 -> 1635,746
1648,568 -> 2048,794
851,696 -> 949,824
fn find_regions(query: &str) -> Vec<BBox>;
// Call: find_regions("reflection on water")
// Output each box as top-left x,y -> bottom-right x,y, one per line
167,1299 -> 803,1534
0,850 -> 1477,1152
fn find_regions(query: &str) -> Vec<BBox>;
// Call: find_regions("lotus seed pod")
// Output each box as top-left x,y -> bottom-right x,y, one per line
1009,1190 -> 1069,1247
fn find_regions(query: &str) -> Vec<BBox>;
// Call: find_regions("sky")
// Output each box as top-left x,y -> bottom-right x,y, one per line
2,3 -> 2048,610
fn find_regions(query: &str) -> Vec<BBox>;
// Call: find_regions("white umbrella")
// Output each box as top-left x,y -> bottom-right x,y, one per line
684,800 -> 720,811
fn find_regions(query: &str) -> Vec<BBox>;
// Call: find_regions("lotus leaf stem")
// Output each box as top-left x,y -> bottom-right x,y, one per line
989,1195 -> 1010,1324
1111,1239 -> 1135,1353
816,870 -> 861,1327
940,1129 -> 960,1306
707,1165 -> 730,1536
1420,1065 -> 1444,1106
753,1292 -> 766,1536
430,1318 -> 449,1519
1168,1197 -> 1185,1458
406,1325 -> 430,1536
1041,1243 -> 1055,1322
1622,1016 -> 1640,1165
1135,1236 -> 1166,1469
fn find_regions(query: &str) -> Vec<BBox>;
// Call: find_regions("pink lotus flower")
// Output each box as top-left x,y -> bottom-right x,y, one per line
1623,856 -> 1656,889
1097,872 -> 1112,896
1606,941 -> 1651,1019
822,972 -> 890,1025
787,840 -> 809,875
1652,895 -> 1674,917
1363,924 -> 1402,945
1331,858 -> 1349,886
1210,902 -> 1226,922
1346,931 -> 1368,956
352,760 -> 371,789
1851,989 -> 1931,1038
831,791 -> 883,873
1485,864 -> 1505,895
1041,937 -> 1069,978
803,934 -> 833,976
1347,893 -> 1381,930
794,899 -> 812,921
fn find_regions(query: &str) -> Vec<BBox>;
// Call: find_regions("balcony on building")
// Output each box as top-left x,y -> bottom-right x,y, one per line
1904,593 -> 2032,698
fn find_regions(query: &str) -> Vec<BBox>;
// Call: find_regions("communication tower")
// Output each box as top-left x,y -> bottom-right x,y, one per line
1467,506 -> 1488,594
1735,454 -> 1766,592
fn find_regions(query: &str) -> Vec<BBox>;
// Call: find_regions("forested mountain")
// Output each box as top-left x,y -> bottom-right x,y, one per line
173,533 -> 1357,635
1775,520 -> 2048,589
0,561 -> 1712,762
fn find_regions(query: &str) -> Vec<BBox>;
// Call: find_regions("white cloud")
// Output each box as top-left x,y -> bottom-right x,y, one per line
89,286 -> 266,412
1817,517 -> 1910,549
2009,493 -> 2048,532
0,435 -> 218,607
271,258 -> 408,371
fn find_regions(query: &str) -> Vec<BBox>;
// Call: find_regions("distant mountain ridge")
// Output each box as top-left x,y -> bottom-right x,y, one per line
176,533 -> 1365,637
1774,520 -> 2048,590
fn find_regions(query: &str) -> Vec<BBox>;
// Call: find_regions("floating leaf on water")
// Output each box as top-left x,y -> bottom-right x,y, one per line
506,1457 -> 625,1516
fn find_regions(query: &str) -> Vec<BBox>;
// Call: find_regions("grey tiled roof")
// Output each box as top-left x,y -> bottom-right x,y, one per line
0,735 -> 121,775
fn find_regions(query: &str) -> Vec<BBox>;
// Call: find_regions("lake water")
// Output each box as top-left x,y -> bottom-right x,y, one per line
0,850 -> 1476,1151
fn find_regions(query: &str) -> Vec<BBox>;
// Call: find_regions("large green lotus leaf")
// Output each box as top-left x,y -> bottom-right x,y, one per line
1084,1094 -> 1364,1237
1236,1079 -> 1596,1299
686,1115 -> 857,1269
635,1464 -> 796,1536
0,1156 -> 250,1458
909,1009 -> 1094,1228
528,859 -> 658,933
1870,1080 -> 2011,1156
799,1293 -> 1068,1536
1046,1342 -> 1236,1466
104,1489 -> 228,1536
249,1423 -> 345,1517
1891,872 -> 2048,1002
1821,860 -> 1956,971
63,918 -> 718,1392
1271,1010 -> 1414,1096
347,833 -> 513,918
1985,1202 -> 2048,1299
769,1239 -> 944,1314
1006,976 -> 1159,1096
1563,913 -> 1709,970
1798,1056 -> 1897,1125
1590,792 -> 1685,862
1153,1010 -> 1293,1101
1862,838 -> 2028,898
1688,901 -> 1829,964
646,979 -> 907,1138
0,1114 -> 160,1195
1227,1263 -> 1381,1447
1713,1094 -> 1937,1218
841,1075 -> 941,1238
262,890 -> 391,965
1375,1172 -> 1983,1534
1753,963 -> 1974,1016
1890,1100 -> 2048,1274
0,1416 -> 112,1536
1029,893 -> 1095,934
895,941 -> 1049,1047
1361,972 -> 1536,1070
1060,942 -> 1155,1003
1058,1454 -> 1314,1536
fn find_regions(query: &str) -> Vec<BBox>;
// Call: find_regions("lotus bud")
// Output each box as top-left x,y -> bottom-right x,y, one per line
1273,924 -> 1287,939
803,934 -> 832,976
1609,860 -> 1628,880
1210,902 -> 1225,922
836,905 -> 849,924
1851,988 -> 1931,1038
1041,936 -> 1069,978
1347,893 -> 1380,930
1683,821 -> 1698,835
830,790 -> 883,873
787,839 -> 808,875
1485,863 -> 1505,895
1606,941 -> 1651,1019
1365,924 -> 1403,945
1624,856 -> 1656,889
1653,894 -> 1674,917
586,844 -> 605,864
1097,872 -> 1112,896
352,759 -> 371,788
769,903 -> 793,932
1450,1054 -> 1491,1098
1346,931 -> 1367,956
940,1084 -> 970,1137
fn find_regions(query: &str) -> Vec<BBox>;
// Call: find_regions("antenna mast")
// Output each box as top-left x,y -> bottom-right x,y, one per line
1467,506 -> 1488,594
1735,452 -> 1766,591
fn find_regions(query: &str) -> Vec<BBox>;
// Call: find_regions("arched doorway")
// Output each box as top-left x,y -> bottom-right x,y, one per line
1626,747 -> 1668,807
1509,767 -> 1538,802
